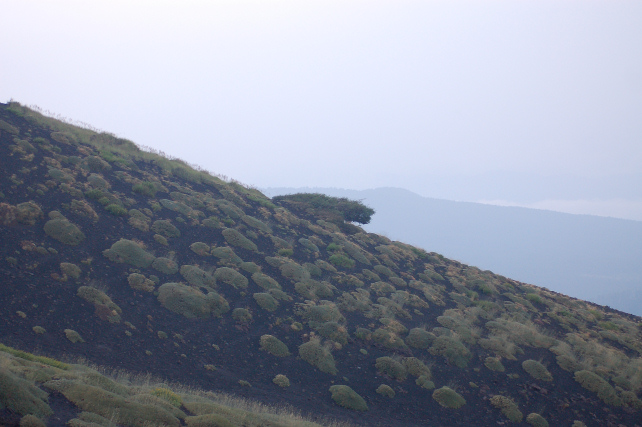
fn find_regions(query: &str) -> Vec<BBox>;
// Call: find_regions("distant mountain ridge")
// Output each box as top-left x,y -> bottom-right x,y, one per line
265,187 -> 642,316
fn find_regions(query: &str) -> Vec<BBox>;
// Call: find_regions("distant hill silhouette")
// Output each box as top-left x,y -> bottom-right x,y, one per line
265,187 -> 642,316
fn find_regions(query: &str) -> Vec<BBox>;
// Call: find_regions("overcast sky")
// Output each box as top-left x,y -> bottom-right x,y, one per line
2,1 -> 641,219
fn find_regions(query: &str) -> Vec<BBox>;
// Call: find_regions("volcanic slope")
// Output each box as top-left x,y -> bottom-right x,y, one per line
1,102 -> 641,427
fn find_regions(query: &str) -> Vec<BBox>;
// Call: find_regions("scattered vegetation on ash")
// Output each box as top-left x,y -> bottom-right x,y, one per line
1,102 -> 641,427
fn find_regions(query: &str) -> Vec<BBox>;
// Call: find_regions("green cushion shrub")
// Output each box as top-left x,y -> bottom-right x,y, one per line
152,220 -> 180,238
251,272 -> 281,291
522,360 -> 552,382
429,336 -> 471,368
574,370 -> 621,406
490,395 -> 523,422
328,254 -> 355,269
232,308 -> 252,324
253,293 -> 279,312
526,413 -> 549,427
211,246 -> 243,266
405,328 -> 436,349
315,321 -> 349,344
189,242 -> 210,256
432,387 -> 466,409
328,385 -> 368,411
372,328 -> 408,351
44,212 -> 85,245
214,267 -> 248,289
180,265 -> 215,289
240,262 -> 260,273
222,228 -> 257,251
157,283 -> 228,319
241,215 -> 271,233
272,375 -> 290,388
259,335 -> 291,357
376,384 -> 395,398
103,239 -> 155,268
375,357 -> 407,381
152,257 -> 179,275
299,339 -> 337,375
484,357 -> 505,372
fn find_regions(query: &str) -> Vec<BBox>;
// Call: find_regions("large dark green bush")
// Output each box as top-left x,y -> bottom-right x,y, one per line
375,357 -> 407,381
259,335 -> 291,357
328,385 -> 368,411
214,267 -> 248,289
432,387 -> 466,409
44,212 -> 85,246
574,370 -> 621,406
103,239 -> 155,268
152,220 -> 181,238
299,339 -> 337,375
222,228 -> 257,251
273,193 -> 375,224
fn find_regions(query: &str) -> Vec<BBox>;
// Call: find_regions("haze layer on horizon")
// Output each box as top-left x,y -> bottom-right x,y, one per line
2,1 -> 641,219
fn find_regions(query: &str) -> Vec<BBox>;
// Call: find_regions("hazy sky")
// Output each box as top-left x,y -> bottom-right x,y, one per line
2,1 -> 641,219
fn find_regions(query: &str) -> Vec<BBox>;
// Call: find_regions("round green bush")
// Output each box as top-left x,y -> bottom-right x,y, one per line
240,262 -> 260,273
295,279 -> 334,300
103,239 -> 155,268
180,265 -> 215,289
415,375 -> 435,390
15,201 -> 43,225
60,262 -> 81,279
405,328 -> 435,349
253,293 -> 279,312
232,308 -> 252,324
299,339 -> 337,375
376,384 -> 395,398
375,357 -> 407,381
298,238 -> 319,252
215,267 -> 248,289
64,329 -> 84,343
211,246 -> 243,265
329,385 -> 368,411
152,220 -> 181,238
189,242 -> 210,256
44,214 -> 85,246
403,357 -> 430,378
315,321 -> 349,345
574,370 -> 621,406
153,234 -> 169,246
328,254 -> 355,269
272,374 -> 290,388
371,328 -> 408,351
526,413 -> 549,427
373,265 -> 395,278
490,395 -> 523,422
241,215 -> 271,233
259,335 -> 291,357
105,204 -> 127,216
152,257 -> 179,275
251,272 -> 281,291
432,387 -> 466,409
429,336 -> 471,368
484,357 -> 505,372
222,228 -> 257,251
157,283 -> 228,319
522,360 -> 552,382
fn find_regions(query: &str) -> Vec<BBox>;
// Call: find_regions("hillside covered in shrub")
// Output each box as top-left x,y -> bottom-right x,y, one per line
1,102 -> 641,426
